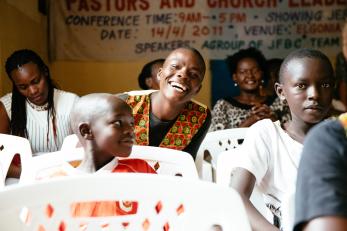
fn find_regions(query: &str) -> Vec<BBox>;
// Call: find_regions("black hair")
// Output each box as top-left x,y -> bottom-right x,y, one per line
226,47 -> 268,79
267,58 -> 284,82
5,49 -> 57,144
138,59 -> 164,90
278,49 -> 334,83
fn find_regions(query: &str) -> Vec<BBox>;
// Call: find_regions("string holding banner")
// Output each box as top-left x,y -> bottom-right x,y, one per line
49,0 -> 346,61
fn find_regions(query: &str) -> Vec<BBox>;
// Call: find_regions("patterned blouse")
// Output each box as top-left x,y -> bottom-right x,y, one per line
210,96 -> 290,131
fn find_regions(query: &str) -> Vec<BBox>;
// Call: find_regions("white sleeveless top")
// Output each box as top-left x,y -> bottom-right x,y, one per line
0,89 -> 79,155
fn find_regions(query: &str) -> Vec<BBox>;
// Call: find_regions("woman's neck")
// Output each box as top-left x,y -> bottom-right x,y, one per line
235,91 -> 265,105
150,92 -> 186,121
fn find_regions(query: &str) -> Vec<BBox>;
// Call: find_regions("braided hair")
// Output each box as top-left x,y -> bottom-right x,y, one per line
5,49 -> 57,145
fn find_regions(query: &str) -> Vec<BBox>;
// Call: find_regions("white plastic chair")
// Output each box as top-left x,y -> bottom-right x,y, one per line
195,128 -> 248,181
21,145 -> 198,183
0,134 -> 32,186
0,174 -> 252,231
129,145 -> 199,179
20,149 -> 84,184
216,149 -> 274,223
61,134 -> 80,151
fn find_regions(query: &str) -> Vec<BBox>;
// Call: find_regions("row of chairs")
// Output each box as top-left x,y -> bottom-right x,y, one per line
0,133 -> 254,230
0,134 -> 199,185
0,129 -> 252,185
0,174 -> 252,230
1,126 -> 297,230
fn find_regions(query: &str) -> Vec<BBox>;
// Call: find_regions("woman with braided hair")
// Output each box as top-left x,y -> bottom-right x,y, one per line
0,49 -> 79,178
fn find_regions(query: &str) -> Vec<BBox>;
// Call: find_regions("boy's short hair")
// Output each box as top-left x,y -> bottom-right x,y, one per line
279,49 -> 334,84
70,93 -> 126,136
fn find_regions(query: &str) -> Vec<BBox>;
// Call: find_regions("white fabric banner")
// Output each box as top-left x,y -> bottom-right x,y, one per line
49,0 -> 347,61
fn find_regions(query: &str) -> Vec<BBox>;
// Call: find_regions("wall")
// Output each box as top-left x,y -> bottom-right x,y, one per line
0,0 -> 48,96
50,59 -> 211,107
0,0 -> 211,107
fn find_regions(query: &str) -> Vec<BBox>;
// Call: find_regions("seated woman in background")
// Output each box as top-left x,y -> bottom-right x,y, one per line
119,47 -> 211,160
0,49 -> 79,178
210,47 -> 289,131
138,58 -> 165,90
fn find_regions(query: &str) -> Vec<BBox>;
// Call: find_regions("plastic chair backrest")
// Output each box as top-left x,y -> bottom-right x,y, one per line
20,149 -> 84,184
0,134 -> 32,185
0,174 -> 252,231
216,149 -> 274,223
129,145 -> 198,179
61,134 -> 80,151
21,145 -> 198,182
195,128 -> 248,181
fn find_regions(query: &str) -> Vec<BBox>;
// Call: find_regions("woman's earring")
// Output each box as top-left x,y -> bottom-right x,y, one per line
234,82 -> 238,87
261,79 -> 265,84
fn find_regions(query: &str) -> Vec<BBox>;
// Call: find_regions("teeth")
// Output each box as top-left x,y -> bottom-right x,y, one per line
170,82 -> 187,92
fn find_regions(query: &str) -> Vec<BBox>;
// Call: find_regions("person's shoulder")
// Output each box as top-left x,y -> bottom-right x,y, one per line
190,99 -> 210,111
214,98 -> 228,105
302,119 -> 345,162
190,99 -> 211,120
119,158 -> 156,173
308,119 -> 343,141
54,89 -> 79,99
251,118 -> 276,129
54,89 -> 79,111
212,98 -> 232,109
246,119 -> 281,139
0,92 -> 12,102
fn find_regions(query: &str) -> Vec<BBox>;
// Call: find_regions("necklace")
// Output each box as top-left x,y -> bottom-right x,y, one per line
27,100 -> 49,111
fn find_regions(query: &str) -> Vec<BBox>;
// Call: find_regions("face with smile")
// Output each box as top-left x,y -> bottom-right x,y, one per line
10,62 -> 49,106
233,57 -> 263,93
90,97 -> 135,159
158,48 -> 205,103
276,57 -> 334,124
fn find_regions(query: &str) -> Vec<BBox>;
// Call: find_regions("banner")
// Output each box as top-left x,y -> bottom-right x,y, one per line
49,0 -> 346,61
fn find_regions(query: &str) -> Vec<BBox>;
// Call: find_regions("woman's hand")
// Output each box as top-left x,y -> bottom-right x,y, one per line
238,104 -> 277,127
251,104 -> 277,121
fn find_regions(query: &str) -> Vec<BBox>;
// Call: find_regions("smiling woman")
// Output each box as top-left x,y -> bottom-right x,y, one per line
0,49 -> 79,178
118,47 -> 211,159
210,47 -> 290,131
